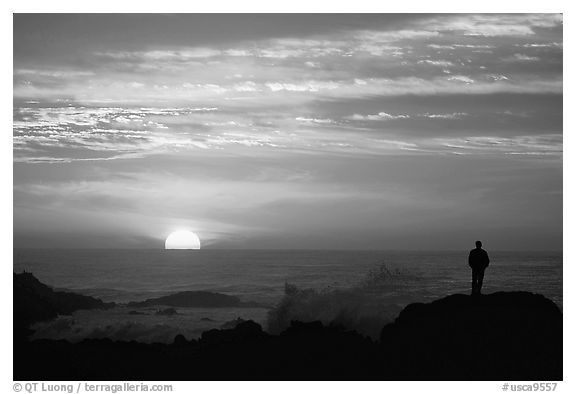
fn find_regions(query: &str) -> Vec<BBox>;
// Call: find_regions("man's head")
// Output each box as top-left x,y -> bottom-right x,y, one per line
475,240 -> 482,248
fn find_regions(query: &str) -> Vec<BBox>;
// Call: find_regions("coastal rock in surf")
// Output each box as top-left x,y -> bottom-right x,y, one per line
128,310 -> 148,315
220,317 -> 247,329
200,320 -> 267,346
13,271 -> 115,341
172,334 -> 194,346
379,291 -> 562,380
14,291 -> 562,380
155,308 -> 179,316
127,291 -> 243,308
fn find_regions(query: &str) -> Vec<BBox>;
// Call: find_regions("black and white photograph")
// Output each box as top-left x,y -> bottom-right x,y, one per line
11,11 -> 565,382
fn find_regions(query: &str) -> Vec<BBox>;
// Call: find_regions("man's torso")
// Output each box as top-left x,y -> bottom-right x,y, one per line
469,248 -> 489,270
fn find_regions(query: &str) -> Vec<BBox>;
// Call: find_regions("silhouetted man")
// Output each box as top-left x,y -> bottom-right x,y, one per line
468,241 -> 490,295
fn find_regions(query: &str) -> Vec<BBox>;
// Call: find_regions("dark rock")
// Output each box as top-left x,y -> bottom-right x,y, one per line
379,291 -> 562,380
155,308 -> 178,316
128,310 -> 147,315
13,272 -> 115,341
200,320 -> 267,346
127,291 -> 242,308
219,317 -> 247,329
173,334 -> 187,346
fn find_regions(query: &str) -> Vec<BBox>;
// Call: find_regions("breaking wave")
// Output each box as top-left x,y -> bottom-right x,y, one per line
267,263 -> 422,338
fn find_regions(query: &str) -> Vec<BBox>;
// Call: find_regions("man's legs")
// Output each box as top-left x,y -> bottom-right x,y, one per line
477,269 -> 485,294
471,270 -> 478,295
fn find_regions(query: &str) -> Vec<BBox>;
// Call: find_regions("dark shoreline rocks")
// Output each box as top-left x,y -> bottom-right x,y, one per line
14,272 -> 115,341
13,273 -> 562,380
379,291 -> 562,380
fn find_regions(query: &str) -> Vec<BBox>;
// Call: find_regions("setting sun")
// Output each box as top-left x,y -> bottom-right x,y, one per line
165,230 -> 201,250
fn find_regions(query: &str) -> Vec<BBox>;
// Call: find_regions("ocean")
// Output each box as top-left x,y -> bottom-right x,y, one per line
14,249 -> 562,343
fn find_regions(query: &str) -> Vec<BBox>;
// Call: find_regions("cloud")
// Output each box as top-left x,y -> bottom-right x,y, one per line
265,80 -> 341,92
344,111 -> 468,123
14,12 -> 563,110
447,75 -> 475,84
96,48 -> 223,61
421,14 -> 562,37
487,74 -> 509,81
14,69 -> 95,78
14,74 -> 562,107
505,53 -> 541,62
13,106 -> 226,163
422,112 -> 467,119
429,44 -> 495,50
347,112 -> 409,121
518,42 -> 562,48
295,117 -> 337,125
418,59 -> 455,67
438,134 -> 562,157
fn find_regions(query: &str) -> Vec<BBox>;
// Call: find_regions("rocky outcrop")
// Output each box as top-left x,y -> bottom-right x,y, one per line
13,272 -> 115,341
219,317 -> 247,329
379,292 -> 562,380
155,308 -> 178,316
127,291 -> 243,308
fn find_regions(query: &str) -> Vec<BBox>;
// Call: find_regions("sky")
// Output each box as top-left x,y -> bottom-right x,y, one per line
13,14 -> 563,250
